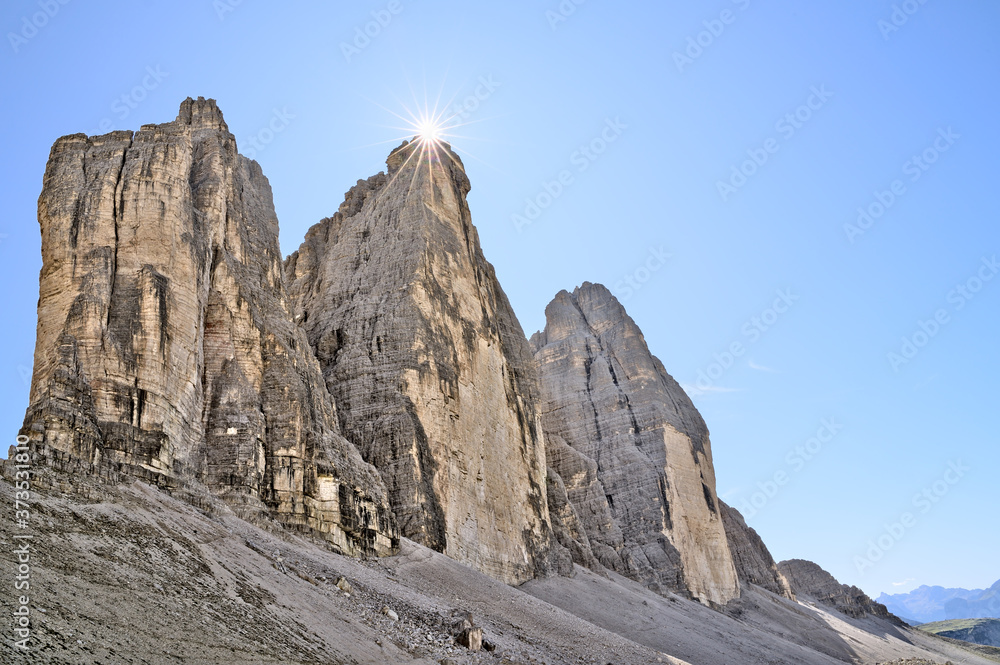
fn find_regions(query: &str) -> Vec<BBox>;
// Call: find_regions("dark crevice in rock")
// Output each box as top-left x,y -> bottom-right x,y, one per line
107,134 -> 132,333
657,473 -> 673,531
401,395 -> 448,553
701,482 -> 717,515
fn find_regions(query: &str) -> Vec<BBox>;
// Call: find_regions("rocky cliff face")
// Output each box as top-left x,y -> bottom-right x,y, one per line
720,501 -> 793,599
778,559 -> 899,621
545,436 -> 602,573
530,282 -> 740,605
20,97 -> 396,556
284,139 -> 552,585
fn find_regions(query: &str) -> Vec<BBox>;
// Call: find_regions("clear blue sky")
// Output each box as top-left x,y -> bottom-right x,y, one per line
1,0 -> 996,599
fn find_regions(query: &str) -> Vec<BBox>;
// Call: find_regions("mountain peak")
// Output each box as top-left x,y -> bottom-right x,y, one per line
386,137 -> 467,181
285,131 -> 551,585
533,282 -> 737,605
176,96 -> 228,131
20,97 -> 394,557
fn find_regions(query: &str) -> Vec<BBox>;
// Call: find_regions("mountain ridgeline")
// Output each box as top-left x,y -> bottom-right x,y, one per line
879,580 -> 1000,624
21,97 -> 835,609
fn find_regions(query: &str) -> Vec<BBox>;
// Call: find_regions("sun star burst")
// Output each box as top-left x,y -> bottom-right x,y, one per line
357,77 -> 499,205
415,115 -> 444,144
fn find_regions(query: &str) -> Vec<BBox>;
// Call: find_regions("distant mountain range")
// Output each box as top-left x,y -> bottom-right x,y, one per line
918,618 -> 1000,648
878,579 -> 1000,624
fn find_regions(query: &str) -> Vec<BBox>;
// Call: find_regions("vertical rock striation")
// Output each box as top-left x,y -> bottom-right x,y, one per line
720,501 -> 794,599
20,97 -> 397,556
284,139 -> 552,585
545,437 -> 602,573
530,282 -> 740,605
21,96 -> 801,603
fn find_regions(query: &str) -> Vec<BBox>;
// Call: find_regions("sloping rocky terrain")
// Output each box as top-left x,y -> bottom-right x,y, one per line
779,559 -> 900,621
918,618 -> 1000,647
720,500 -> 794,599
3,468 -> 995,665
9,98 -> 991,664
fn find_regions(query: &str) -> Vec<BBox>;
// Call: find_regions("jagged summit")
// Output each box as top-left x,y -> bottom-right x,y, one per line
779,559 -> 901,622
284,136 -> 553,585
175,96 -> 228,130
385,136 -> 469,197
531,281 -> 739,605
7,97 -> 993,665
17,98 -> 796,602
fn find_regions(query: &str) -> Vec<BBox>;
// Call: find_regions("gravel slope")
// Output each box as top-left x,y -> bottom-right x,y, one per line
2,471 -> 994,665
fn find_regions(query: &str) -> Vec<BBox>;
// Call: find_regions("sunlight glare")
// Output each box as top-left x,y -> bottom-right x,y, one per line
416,115 -> 444,144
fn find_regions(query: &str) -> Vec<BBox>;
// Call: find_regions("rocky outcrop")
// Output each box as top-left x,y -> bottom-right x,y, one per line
284,139 -> 552,585
530,282 -> 740,605
19,97 -> 397,556
719,501 -> 794,599
778,559 -> 900,622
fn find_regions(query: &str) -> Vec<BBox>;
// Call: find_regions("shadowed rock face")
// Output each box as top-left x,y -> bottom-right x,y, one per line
284,139 -> 553,585
530,283 -> 740,605
719,501 -> 794,599
20,97 -> 397,556
545,435 -> 602,573
779,559 -> 900,622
